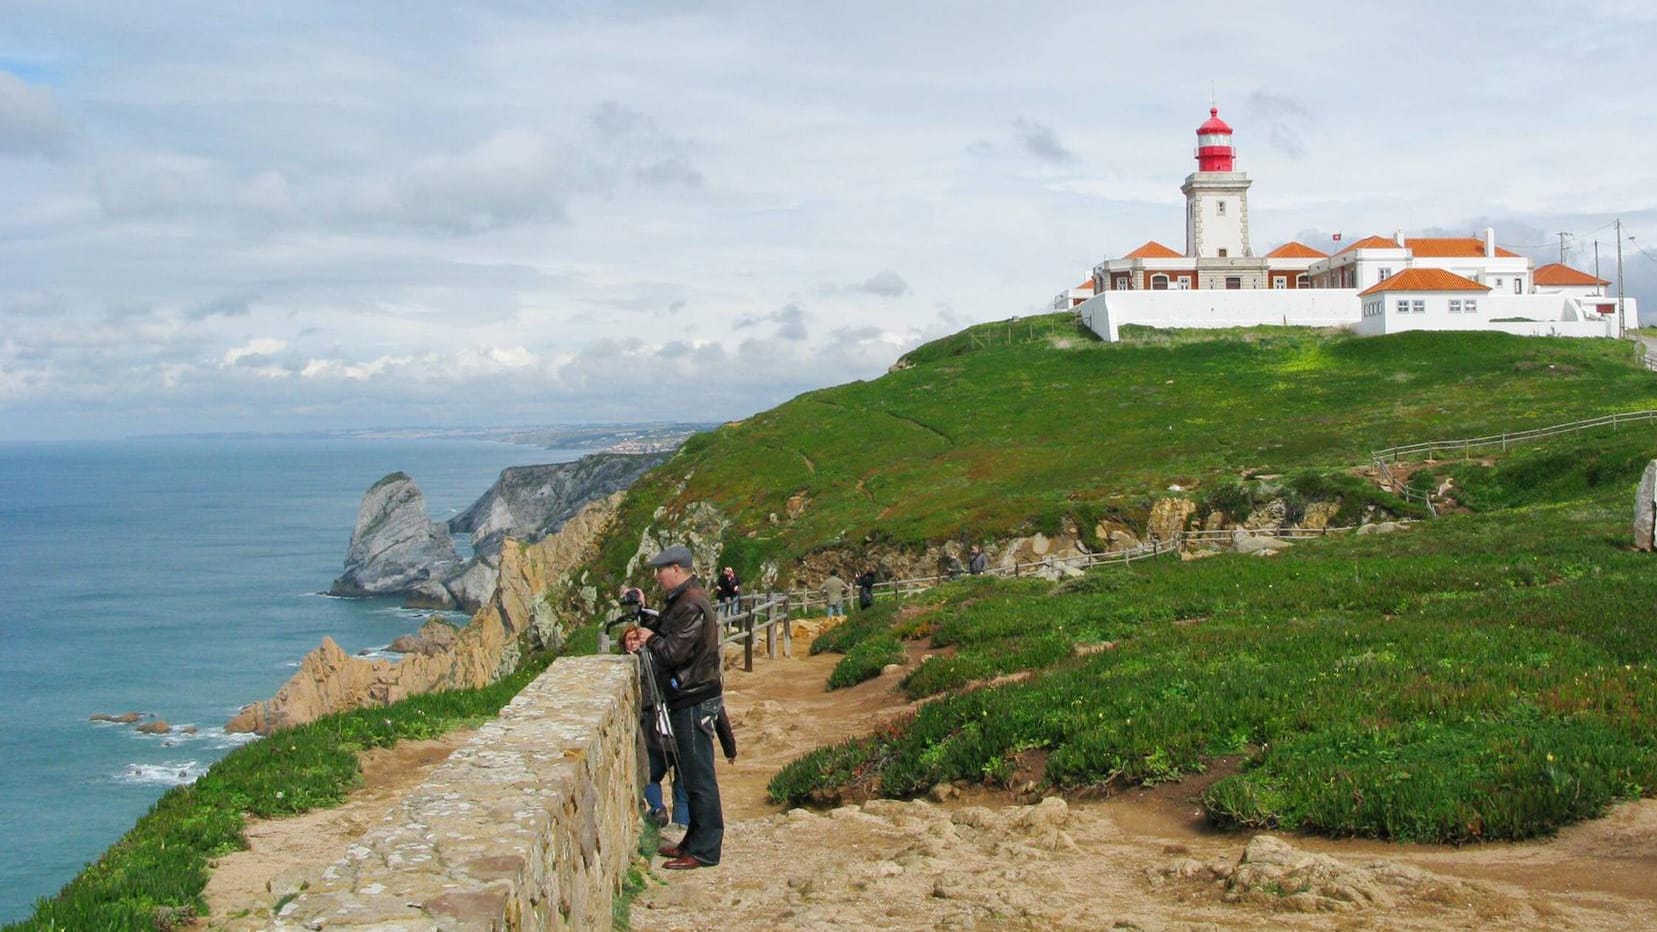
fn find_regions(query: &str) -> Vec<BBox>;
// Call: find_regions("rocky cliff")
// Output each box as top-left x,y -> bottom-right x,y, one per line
229,492 -> 624,735
328,473 -> 459,597
451,452 -> 671,557
403,451 -> 671,612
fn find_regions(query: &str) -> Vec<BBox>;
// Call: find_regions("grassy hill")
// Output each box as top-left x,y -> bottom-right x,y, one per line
596,317 -> 1657,587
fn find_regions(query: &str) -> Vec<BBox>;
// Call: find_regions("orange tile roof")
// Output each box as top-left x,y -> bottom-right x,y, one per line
1357,267 -> 1491,297
1405,237 -> 1520,259
1074,279 -> 1096,291
1265,241 -> 1328,259
1123,240 -> 1184,260
1334,234 -> 1403,255
1533,262 -> 1608,286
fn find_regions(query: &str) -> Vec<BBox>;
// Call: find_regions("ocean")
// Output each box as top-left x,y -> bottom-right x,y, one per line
0,436 -> 584,923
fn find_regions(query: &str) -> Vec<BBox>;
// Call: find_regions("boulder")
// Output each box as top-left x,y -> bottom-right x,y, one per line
1147,497 -> 1196,542
329,473 -> 459,597
1357,521 -> 1406,536
441,556 -> 500,613
403,579 -> 457,611
90,711 -> 143,724
1636,460 -> 1657,551
137,719 -> 170,734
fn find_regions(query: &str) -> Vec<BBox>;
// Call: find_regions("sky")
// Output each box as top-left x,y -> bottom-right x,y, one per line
1,1 -> 1655,440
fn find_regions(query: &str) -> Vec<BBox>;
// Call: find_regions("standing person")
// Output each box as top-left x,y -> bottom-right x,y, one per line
822,570 -> 846,618
968,545 -> 988,575
715,566 -> 741,617
630,545 -> 724,869
856,567 -> 877,610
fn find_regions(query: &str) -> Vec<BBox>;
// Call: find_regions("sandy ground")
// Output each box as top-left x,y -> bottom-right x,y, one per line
197,624 -> 1657,930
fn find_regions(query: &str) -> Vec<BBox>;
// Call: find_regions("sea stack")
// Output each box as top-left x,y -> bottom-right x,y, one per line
329,472 -> 459,597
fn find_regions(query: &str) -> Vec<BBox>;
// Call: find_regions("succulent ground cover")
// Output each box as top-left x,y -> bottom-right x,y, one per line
770,432 -> 1657,844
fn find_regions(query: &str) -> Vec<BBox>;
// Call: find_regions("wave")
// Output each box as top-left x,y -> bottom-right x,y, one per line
117,760 -> 206,787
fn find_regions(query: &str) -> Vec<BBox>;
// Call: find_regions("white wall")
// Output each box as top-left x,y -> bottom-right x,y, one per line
1077,289 -> 1361,341
1351,293 -> 1622,337
1076,290 -> 1638,342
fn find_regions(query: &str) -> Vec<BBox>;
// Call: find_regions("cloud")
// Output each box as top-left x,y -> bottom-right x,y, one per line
736,302 -> 809,340
589,100 -> 703,189
0,70 -> 70,159
1012,117 -> 1072,163
855,270 -> 910,298
356,129 -> 570,233
1246,91 -> 1316,159
222,337 -> 287,366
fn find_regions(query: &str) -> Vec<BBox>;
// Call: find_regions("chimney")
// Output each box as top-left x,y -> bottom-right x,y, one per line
1394,229 -> 1404,247
1484,227 -> 1496,258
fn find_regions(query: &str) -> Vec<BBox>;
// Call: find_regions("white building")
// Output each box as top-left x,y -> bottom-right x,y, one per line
1070,107 -> 1636,342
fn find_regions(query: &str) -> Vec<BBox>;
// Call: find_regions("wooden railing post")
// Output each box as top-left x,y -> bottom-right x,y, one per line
744,615 -> 755,672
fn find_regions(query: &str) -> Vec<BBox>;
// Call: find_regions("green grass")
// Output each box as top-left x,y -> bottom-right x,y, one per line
7,652 -> 558,932
597,322 -> 1657,594
768,434 -> 1657,842
827,634 -> 905,689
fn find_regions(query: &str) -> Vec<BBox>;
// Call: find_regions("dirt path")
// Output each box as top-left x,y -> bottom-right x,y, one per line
632,631 -> 1657,931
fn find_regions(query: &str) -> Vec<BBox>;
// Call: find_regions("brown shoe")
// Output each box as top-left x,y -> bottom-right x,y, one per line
661,855 -> 708,870
657,844 -> 682,859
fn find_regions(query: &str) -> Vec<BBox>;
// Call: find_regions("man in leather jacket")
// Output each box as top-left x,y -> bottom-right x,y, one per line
631,544 -> 724,868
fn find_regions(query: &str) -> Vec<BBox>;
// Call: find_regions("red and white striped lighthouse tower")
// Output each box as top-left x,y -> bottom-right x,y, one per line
1182,104 -> 1252,260
1195,106 -> 1235,171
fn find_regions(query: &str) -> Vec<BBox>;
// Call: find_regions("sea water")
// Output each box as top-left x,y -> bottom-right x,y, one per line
0,436 -> 586,923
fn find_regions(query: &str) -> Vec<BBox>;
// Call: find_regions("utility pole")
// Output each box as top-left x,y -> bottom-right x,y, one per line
1558,232 -> 1569,264
1616,219 -> 1626,338
1594,241 -> 1601,295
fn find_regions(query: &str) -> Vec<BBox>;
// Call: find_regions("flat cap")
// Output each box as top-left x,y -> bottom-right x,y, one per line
645,544 -> 694,568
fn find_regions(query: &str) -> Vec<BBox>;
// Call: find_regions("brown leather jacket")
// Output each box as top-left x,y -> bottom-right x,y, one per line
644,576 -> 722,710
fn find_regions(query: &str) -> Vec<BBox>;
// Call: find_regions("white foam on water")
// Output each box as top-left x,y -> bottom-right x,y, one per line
117,760 -> 206,787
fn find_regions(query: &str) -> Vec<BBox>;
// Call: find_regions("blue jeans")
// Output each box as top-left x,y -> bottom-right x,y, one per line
666,697 -> 725,865
826,602 -> 843,617
645,740 -> 690,826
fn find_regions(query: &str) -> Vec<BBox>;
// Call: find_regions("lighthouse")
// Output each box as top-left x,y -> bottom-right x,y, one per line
1182,106 -> 1252,261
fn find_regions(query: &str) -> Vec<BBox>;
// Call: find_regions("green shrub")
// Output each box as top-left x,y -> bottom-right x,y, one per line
828,634 -> 904,689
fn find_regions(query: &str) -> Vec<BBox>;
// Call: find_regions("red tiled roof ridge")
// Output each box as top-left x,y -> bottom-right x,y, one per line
1533,263 -> 1608,286
1266,241 -> 1328,259
1122,240 -> 1185,259
1357,267 -> 1491,297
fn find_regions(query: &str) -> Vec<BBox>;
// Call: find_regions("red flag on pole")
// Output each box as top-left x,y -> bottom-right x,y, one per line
1332,232 -> 1343,242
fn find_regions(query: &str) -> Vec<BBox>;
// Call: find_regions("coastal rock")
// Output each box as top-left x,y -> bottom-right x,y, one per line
403,579 -> 456,610
230,493 -> 624,735
329,473 -> 459,597
449,452 -> 669,559
440,554 -> 500,614
90,711 -> 143,724
137,719 -> 170,734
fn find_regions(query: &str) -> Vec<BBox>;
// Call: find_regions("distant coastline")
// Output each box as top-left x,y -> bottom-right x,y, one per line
131,422 -> 715,452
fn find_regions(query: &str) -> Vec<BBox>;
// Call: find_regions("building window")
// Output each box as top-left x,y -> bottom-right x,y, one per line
1449,299 -> 1462,313
1115,276 -> 1129,290
1464,298 -> 1477,313
1225,276 -> 1242,290
1218,248 -> 1229,257
1150,274 -> 1169,290
1514,279 -> 1522,294
1493,278 -> 1503,289
1379,268 -> 1392,280
1217,200 -> 1226,216
1297,274 -> 1308,288
1176,275 -> 1192,290
1412,300 -> 1425,314
1273,276 -> 1287,289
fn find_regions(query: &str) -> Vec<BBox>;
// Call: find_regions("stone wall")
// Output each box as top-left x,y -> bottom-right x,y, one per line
272,655 -> 641,931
